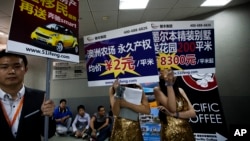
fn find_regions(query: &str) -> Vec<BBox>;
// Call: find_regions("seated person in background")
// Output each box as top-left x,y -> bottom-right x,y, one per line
90,105 -> 110,141
72,105 -> 90,139
53,99 -> 73,135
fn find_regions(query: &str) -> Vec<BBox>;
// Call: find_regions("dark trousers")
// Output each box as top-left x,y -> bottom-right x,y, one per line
89,124 -> 111,141
97,124 -> 111,141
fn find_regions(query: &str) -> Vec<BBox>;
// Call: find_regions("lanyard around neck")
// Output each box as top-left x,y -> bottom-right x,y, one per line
0,96 -> 24,127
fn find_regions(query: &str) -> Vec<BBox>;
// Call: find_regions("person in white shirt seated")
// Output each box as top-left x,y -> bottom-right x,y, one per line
71,105 -> 90,139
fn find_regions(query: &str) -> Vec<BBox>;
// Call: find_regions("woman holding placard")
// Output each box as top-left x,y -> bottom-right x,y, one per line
108,80 -> 150,141
154,69 -> 196,141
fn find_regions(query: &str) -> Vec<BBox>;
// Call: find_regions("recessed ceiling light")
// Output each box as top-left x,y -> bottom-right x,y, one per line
119,0 -> 149,10
201,0 -> 232,7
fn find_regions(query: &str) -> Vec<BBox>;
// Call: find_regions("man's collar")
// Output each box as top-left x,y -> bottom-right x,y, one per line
0,85 -> 25,100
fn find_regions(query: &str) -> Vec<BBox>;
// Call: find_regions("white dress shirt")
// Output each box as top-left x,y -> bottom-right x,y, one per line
0,86 -> 25,137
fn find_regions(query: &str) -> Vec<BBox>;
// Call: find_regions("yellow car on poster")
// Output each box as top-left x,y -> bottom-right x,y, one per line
31,23 -> 78,53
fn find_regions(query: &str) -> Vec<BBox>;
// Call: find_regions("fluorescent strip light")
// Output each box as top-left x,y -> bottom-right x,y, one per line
0,31 -> 4,36
119,0 -> 149,9
201,0 -> 231,7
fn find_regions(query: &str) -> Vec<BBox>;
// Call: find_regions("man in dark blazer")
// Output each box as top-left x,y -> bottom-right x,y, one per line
0,49 -> 56,141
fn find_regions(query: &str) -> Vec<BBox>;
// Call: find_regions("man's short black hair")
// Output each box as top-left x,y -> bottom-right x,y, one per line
60,99 -> 67,104
0,49 -> 28,67
97,105 -> 104,111
77,105 -> 85,111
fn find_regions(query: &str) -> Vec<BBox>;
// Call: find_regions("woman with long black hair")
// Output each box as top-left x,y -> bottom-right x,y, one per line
154,69 -> 196,141
109,80 -> 150,141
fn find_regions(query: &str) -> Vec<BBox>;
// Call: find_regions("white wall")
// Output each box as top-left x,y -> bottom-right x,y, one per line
24,56 -> 46,90
24,56 -> 110,98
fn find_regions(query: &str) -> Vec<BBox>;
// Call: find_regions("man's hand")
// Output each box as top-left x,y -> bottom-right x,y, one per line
91,129 -> 97,138
41,96 -> 55,117
61,115 -> 69,123
60,117 -> 65,123
75,131 -> 81,137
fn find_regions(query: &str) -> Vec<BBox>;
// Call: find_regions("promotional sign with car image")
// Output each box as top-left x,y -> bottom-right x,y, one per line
31,23 -> 79,54
6,0 -> 79,62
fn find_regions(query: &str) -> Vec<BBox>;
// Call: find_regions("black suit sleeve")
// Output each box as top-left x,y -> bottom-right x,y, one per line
24,87 -> 56,139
